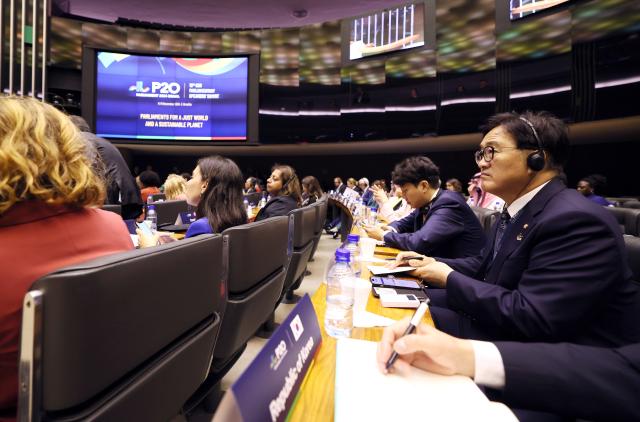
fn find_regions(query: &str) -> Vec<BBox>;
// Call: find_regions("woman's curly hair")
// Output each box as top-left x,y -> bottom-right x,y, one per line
0,96 -> 105,214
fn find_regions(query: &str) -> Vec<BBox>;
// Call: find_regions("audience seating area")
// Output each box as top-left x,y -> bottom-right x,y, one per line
605,207 -> 640,236
18,197 -> 328,419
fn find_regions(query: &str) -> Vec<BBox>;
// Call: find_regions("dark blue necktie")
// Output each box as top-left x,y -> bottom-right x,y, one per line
493,209 -> 511,259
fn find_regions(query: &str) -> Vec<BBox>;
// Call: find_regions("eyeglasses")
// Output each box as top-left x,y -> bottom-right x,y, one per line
474,145 -> 519,163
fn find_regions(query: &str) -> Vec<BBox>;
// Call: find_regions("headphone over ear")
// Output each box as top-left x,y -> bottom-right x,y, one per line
519,116 -> 545,171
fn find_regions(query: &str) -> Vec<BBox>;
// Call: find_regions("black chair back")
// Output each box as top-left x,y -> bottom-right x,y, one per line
606,207 -> 640,236
282,206 -> 317,294
470,206 -> 500,236
624,235 -> 640,283
18,234 -> 225,421
212,216 -> 289,361
308,195 -> 328,261
101,204 -> 122,216
149,200 -> 189,227
243,192 -> 262,206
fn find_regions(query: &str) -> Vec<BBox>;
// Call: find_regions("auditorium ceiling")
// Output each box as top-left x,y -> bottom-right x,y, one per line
55,0 -> 401,29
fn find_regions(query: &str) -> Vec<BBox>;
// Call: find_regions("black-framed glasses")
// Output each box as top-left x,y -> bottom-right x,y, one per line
474,145 -> 518,163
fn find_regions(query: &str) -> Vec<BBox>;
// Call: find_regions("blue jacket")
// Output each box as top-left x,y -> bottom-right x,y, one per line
185,217 -> 214,238
436,178 -> 640,346
384,190 -> 486,258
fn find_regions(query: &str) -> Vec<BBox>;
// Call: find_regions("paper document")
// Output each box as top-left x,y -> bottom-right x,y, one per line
367,265 -> 414,275
335,338 -> 518,422
352,278 -> 395,328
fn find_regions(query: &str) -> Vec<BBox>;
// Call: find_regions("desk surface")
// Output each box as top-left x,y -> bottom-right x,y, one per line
287,249 -> 433,422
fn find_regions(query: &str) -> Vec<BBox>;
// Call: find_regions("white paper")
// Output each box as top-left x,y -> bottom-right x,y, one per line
367,265 -> 415,275
358,256 -> 390,264
335,338 -> 518,422
352,278 -> 395,328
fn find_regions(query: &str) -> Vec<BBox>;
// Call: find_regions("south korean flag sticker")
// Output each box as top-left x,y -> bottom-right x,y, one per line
290,315 -> 304,342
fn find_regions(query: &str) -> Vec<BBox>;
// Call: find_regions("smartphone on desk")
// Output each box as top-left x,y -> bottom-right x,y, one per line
136,221 -> 154,237
370,276 -> 422,290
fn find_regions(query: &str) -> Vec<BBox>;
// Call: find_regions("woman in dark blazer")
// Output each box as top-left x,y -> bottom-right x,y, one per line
255,164 -> 301,221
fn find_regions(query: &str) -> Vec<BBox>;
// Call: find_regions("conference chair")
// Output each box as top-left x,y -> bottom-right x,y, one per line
184,216 -> 289,412
606,207 -> 640,236
243,192 -> 262,205
622,200 -> 640,209
18,234 -> 225,422
308,195 -> 329,262
624,235 -> 640,283
470,206 -> 500,236
149,199 -> 189,228
281,206 -> 317,304
100,203 -> 122,216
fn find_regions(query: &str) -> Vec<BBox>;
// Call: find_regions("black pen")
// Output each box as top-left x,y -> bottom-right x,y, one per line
384,256 -> 424,261
385,300 -> 430,371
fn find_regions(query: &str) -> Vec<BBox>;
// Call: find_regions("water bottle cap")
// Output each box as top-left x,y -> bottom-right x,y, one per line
371,207 -> 378,212
347,234 -> 360,243
335,248 -> 351,262
148,205 -> 156,211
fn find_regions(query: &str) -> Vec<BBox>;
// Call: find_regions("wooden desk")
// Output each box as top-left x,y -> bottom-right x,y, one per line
287,249 -> 433,422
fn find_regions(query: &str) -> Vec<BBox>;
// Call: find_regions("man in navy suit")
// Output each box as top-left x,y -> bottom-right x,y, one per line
377,320 -> 640,421
398,111 -> 640,347
364,156 -> 486,259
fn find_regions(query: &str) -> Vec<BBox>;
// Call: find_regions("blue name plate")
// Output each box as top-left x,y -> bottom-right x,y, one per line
176,211 -> 196,225
230,294 -> 321,422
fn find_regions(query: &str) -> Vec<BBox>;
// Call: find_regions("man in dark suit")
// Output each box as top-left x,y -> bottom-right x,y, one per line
399,111 -> 640,347
364,156 -> 486,259
377,320 -> 640,421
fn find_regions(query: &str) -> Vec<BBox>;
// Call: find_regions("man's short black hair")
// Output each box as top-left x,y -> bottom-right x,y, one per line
139,170 -> 161,188
391,156 -> 440,188
480,111 -> 570,170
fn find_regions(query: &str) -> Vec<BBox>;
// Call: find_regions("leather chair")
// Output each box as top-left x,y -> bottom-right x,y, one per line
470,206 -> 500,236
101,203 -> 122,216
281,206 -> 317,304
308,195 -> 329,262
624,235 -> 640,283
184,216 -> 289,412
18,234 -> 225,421
148,199 -> 189,228
606,207 -> 640,236
622,200 -> 640,209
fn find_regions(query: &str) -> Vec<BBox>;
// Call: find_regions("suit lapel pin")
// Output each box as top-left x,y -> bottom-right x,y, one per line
516,224 -> 529,241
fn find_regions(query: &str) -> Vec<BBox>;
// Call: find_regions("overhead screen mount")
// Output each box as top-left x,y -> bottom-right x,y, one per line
509,0 -> 573,21
82,47 -> 259,144
342,1 -> 434,64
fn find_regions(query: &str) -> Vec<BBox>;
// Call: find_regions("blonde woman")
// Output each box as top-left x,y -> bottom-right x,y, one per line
163,173 -> 187,201
0,97 -> 133,415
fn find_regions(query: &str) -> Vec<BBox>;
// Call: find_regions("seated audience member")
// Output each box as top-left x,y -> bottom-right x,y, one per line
69,115 -> 143,220
0,97 -> 133,417
301,175 -> 323,206
347,177 -> 361,194
255,165 -> 301,221
163,174 -> 187,201
359,177 -> 375,206
372,183 -> 412,223
364,156 -> 485,258
466,172 -> 504,210
396,111 -> 640,347
183,156 -> 246,238
244,176 -> 257,195
377,319 -> 640,422
333,177 -> 346,194
577,174 -> 614,206
136,170 -> 162,203
445,178 -> 464,196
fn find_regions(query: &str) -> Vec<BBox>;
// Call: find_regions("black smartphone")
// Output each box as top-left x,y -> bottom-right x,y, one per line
370,276 -> 422,290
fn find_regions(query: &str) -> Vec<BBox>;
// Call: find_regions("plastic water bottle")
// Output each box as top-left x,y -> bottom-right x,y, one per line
243,198 -> 251,216
344,234 -> 361,276
259,193 -> 267,208
369,206 -> 378,225
325,248 -> 355,338
146,204 -> 157,233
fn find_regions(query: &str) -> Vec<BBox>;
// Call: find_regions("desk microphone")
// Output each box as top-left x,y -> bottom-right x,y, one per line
385,300 -> 430,370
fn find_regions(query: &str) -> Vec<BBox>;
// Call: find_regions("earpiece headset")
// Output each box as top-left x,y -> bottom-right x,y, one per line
519,116 -> 545,171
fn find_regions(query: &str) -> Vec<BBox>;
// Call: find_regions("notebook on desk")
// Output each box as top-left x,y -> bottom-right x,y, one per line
334,338 -> 517,422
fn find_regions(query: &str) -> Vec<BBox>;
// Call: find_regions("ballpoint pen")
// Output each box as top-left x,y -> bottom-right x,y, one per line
385,300 -> 430,370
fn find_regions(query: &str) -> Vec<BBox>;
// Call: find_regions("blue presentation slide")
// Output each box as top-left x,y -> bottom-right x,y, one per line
95,52 -> 248,141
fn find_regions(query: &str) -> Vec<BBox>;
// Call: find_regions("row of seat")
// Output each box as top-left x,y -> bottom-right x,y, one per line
18,197 -> 328,420
607,197 -> 640,208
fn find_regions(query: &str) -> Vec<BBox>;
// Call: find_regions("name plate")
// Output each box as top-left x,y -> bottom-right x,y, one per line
175,211 -> 196,225
219,294 -> 322,422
